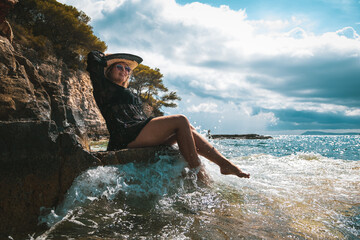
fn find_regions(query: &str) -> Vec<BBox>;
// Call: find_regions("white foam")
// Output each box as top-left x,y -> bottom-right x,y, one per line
37,144 -> 360,238
39,154 -> 188,227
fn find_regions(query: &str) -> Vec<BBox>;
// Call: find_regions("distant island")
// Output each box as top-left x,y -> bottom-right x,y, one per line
209,134 -> 272,139
301,131 -> 360,135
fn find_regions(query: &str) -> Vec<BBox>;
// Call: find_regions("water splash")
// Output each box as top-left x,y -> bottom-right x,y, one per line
37,136 -> 360,239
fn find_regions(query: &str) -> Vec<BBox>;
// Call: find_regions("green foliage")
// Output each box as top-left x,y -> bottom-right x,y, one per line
130,64 -> 181,116
9,0 -> 107,69
10,23 -> 52,59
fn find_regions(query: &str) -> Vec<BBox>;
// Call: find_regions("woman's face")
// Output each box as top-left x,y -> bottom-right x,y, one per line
109,62 -> 131,87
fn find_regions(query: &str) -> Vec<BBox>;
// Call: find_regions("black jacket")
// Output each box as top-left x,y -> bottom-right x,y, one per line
86,50 -> 152,150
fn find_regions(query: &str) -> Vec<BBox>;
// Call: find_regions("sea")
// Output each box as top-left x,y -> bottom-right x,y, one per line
34,135 -> 359,239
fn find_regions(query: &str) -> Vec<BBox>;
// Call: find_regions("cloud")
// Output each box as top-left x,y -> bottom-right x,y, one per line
172,99 -> 279,133
187,102 -> 219,113
268,108 -> 360,130
336,26 -> 360,39
346,108 -> 360,116
287,27 -> 308,39
59,0 -> 360,131
57,0 -> 127,20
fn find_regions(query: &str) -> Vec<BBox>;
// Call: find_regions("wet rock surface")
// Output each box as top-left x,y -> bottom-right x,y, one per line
0,120 -> 101,237
95,146 -> 181,166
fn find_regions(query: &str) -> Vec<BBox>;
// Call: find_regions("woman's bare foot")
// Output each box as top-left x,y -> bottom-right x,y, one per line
220,162 -> 250,178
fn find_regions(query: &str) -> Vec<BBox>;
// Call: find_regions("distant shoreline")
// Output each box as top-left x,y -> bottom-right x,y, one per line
209,134 -> 272,139
301,131 -> 360,135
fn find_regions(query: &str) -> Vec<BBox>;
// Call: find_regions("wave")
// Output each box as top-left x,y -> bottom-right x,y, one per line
36,146 -> 360,239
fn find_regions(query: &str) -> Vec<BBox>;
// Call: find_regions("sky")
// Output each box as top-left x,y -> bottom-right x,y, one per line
58,0 -> 360,134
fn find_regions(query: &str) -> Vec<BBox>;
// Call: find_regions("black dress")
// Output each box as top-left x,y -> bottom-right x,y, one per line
86,51 -> 153,150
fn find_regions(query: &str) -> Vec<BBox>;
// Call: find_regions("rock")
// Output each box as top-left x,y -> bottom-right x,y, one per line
0,20 -> 13,43
0,120 -> 101,238
34,55 -> 108,137
0,43 -> 51,121
0,34 -> 106,238
0,0 -> 17,43
95,146 -> 181,165
210,134 -> 272,139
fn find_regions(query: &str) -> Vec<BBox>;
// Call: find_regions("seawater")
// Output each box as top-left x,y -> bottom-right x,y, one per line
36,135 -> 360,239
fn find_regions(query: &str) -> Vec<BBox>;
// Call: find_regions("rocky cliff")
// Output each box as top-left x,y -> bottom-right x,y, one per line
0,5 -> 110,236
0,33 -> 109,237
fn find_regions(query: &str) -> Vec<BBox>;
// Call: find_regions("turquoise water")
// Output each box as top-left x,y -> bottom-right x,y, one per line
37,135 -> 360,239
219,135 -> 360,161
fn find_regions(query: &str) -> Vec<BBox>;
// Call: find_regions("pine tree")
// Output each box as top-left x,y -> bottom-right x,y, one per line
9,0 -> 107,69
130,64 -> 181,116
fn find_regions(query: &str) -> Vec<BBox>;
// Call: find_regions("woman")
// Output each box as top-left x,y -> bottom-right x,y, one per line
86,51 -> 250,181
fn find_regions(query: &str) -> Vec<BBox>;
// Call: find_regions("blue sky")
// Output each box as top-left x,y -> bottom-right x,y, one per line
58,0 -> 360,134
177,0 -> 360,34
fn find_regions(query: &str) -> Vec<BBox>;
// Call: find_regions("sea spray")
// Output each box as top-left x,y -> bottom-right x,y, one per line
37,154 -> 235,239
37,135 -> 360,239
222,151 -> 359,239
39,154 -> 187,227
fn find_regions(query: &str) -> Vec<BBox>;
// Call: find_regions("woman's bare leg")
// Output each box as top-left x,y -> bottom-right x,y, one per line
157,126 -> 249,178
191,129 -> 250,178
127,115 -> 201,168
128,115 -> 249,179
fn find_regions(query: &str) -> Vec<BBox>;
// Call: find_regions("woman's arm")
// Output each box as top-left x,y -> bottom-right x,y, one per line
86,50 -> 108,109
86,50 -> 107,88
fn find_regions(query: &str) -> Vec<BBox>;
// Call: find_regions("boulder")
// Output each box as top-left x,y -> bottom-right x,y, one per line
0,120 -> 101,238
95,146 -> 180,165
0,34 -> 106,238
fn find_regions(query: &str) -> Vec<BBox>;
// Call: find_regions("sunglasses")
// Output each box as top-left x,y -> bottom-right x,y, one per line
115,64 -> 131,73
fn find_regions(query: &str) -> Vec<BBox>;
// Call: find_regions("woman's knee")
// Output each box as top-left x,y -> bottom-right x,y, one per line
172,114 -> 190,127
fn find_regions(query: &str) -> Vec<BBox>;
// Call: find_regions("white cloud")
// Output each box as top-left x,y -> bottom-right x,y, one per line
253,111 -> 279,126
345,109 -> 360,116
59,0 -> 360,131
176,99 -> 279,133
336,26 -> 360,39
58,0 -> 127,20
187,102 -> 219,113
287,27 -> 308,39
